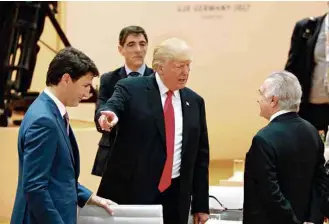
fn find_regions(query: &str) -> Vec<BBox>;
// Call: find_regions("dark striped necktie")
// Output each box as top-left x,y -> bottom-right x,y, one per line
63,112 -> 70,135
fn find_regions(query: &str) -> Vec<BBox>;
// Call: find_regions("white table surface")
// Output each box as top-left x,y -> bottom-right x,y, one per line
209,186 -> 244,209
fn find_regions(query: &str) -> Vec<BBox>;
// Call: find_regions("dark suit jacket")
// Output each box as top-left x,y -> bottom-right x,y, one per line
243,112 -> 327,224
96,75 -> 209,224
10,92 -> 92,224
92,66 -> 153,176
285,15 -> 326,116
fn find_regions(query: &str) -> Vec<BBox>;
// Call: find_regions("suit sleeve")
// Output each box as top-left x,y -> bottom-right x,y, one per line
248,135 -> 300,224
77,183 -> 92,208
22,117 -> 64,224
96,80 -> 131,122
191,98 -> 210,214
314,137 -> 328,195
95,73 -> 116,133
285,21 -> 302,74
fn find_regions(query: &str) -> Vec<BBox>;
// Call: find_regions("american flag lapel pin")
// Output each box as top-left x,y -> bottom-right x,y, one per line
186,101 -> 189,106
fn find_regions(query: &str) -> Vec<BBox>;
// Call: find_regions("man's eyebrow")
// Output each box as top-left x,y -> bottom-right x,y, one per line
126,41 -> 137,45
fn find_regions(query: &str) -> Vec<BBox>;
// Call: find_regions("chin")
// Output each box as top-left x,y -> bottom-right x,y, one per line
68,102 -> 80,107
259,112 -> 265,118
177,83 -> 186,89
133,60 -> 143,66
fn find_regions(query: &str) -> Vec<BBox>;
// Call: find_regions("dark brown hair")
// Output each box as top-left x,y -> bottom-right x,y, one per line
119,26 -> 148,46
46,47 -> 99,86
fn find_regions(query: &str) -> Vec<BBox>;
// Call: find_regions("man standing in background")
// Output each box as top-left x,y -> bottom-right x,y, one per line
243,71 -> 327,224
91,25 -> 153,176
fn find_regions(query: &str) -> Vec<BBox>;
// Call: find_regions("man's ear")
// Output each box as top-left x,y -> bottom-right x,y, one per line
271,96 -> 279,108
118,45 -> 124,56
61,73 -> 71,84
157,64 -> 165,75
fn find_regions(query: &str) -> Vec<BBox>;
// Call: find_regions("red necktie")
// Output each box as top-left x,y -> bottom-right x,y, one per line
158,91 -> 175,192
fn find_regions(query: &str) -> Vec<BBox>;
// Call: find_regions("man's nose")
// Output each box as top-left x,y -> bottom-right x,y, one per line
84,87 -> 91,96
183,65 -> 190,74
135,45 -> 141,52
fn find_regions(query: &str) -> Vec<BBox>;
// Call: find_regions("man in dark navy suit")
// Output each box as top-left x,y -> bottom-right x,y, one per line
92,25 -> 153,176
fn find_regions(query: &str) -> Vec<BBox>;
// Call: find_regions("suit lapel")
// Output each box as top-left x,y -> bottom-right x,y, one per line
180,88 -> 192,155
144,66 -> 153,76
118,66 -> 127,79
55,115 -> 76,167
146,76 -> 165,146
40,92 -> 76,167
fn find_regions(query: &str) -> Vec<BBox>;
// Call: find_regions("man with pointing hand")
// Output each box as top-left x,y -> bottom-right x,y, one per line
96,38 -> 210,224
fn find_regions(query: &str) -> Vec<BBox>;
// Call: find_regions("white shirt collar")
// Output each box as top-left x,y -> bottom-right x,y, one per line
270,110 -> 292,121
125,63 -> 146,76
155,72 -> 180,98
44,88 -> 66,117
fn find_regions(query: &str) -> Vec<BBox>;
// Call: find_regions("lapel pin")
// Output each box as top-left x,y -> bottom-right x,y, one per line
186,101 -> 190,106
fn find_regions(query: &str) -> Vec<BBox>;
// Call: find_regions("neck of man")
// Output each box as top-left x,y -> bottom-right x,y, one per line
267,107 -> 283,121
47,86 -> 67,106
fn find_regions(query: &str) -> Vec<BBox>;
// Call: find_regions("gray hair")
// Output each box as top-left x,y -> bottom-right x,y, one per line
152,38 -> 191,70
263,71 -> 302,111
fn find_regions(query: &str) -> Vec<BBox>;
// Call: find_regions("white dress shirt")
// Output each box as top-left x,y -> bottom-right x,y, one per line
44,88 -> 66,117
155,72 -> 182,178
269,110 -> 292,122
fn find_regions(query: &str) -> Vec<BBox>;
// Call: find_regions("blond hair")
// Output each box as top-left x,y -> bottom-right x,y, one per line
152,38 -> 191,70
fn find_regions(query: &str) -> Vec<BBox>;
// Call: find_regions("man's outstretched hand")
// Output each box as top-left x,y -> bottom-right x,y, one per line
98,111 -> 118,132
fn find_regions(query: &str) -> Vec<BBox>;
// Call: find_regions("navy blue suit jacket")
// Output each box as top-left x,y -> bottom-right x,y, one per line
11,92 -> 92,224
96,75 -> 210,224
